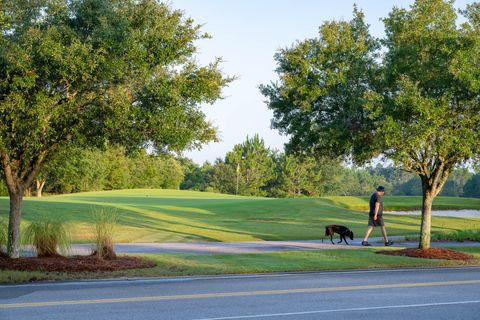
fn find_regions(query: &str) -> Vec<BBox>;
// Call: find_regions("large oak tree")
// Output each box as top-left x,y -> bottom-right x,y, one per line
0,0 -> 233,257
261,0 -> 480,248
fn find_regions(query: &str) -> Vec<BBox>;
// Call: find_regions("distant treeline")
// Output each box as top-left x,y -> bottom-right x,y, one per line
0,146 -> 184,197
1,137 -> 479,198
180,135 -> 480,198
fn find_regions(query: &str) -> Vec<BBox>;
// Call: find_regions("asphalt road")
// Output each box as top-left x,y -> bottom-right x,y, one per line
1,266 -> 480,320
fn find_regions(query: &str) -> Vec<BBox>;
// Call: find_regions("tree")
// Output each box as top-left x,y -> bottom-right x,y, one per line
260,1 -> 480,248
439,168 -> 472,197
225,135 -> 275,196
0,0 -> 233,257
157,156 -> 184,189
46,147 -> 108,193
102,146 -> 131,190
33,144 -> 75,197
179,158 -> 214,191
367,165 -> 416,195
129,149 -> 161,189
277,155 -> 316,196
211,159 -> 237,194
464,173 -> 480,198
395,176 -> 423,196
276,155 -> 341,197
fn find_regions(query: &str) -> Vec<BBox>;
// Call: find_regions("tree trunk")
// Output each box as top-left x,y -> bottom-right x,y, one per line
24,187 -> 32,197
7,191 -> 23,258
2,151 -> 47,258
419,185 -> 434,249
36,179 -> 46,197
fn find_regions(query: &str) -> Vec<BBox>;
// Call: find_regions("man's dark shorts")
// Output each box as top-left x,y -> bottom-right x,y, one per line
368,215 -> 384,227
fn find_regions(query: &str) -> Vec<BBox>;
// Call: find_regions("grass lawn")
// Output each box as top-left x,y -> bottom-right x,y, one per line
1,246 -> 479,284
1,189 -> 480,243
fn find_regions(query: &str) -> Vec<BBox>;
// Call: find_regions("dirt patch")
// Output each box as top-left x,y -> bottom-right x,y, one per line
0,255 -> 156,272
376,248 -> 475,261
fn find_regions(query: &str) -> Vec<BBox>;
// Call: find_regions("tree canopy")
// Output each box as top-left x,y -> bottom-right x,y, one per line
261,0 -> 480,248
0,0 -> 233,257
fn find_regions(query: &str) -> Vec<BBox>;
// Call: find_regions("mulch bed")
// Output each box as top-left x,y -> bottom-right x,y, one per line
376,248 -> 475,261
0,255 -> 156,272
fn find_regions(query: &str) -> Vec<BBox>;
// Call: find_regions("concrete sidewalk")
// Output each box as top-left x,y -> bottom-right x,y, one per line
62,236 -> 480,255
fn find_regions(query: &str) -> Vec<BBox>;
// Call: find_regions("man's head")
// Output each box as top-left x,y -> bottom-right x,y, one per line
376,185 -> 385,195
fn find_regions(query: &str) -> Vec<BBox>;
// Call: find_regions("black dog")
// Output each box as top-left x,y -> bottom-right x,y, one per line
324,225 -> 354,245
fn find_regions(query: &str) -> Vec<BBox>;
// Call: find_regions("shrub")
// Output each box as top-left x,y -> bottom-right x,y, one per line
92,208 -> 118,260
24,219 -> 71,257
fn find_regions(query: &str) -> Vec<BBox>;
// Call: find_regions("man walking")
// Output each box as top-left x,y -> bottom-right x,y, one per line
362,186 -> 394,246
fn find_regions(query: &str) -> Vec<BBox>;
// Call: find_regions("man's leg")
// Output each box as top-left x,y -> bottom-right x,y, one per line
380,226 -> 389,243
363,226 -> 375,242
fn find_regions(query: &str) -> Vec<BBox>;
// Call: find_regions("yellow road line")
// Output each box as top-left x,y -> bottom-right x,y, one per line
2,279 -> 480,309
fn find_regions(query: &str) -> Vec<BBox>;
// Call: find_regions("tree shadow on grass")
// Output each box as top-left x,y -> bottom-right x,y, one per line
14,198 -> 272,242
118,208 -> 270,242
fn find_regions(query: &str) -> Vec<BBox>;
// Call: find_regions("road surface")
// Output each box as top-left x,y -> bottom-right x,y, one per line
1,266 -> 480,319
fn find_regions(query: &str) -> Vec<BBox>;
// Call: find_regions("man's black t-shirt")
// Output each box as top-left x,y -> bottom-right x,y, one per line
369,192 -> 383,217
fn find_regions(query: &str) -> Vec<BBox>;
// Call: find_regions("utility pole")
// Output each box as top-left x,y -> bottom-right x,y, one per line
236,163 -> 240,195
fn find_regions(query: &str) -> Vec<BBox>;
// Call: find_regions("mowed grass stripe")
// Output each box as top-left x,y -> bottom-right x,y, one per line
2,279 -> 480,309
1,189 -> 479,243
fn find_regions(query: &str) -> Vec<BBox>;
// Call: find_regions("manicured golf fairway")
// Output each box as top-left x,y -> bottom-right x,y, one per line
1,189 -> 479,243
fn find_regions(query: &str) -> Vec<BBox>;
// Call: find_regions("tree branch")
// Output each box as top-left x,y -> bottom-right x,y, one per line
20,153 -> 47,190
1,152 -> 19,194
434,155 -> 459,197
434,170 -> 449,197
430,159 -> 446,195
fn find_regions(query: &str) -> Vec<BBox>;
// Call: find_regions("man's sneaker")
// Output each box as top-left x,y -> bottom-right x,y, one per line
385,240 -> 394,246
361,241 -> 371,246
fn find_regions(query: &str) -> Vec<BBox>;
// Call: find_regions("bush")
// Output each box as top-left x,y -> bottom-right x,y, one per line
0,218 -> 8,255
92,208 -> 118,260
24,219 -> 71,257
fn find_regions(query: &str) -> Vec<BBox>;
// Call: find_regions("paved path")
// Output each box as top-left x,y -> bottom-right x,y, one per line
1,266 -> 480,319
17,237 -> 480,256
63,236 -> 480,255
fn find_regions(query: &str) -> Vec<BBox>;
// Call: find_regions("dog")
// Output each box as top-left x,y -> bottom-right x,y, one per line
323,225 -> 354,245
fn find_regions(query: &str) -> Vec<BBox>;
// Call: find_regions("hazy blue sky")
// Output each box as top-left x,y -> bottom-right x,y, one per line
172,0 -> 473,164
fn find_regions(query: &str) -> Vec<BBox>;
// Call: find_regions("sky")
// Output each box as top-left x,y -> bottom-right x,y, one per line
171,0 -> 473,164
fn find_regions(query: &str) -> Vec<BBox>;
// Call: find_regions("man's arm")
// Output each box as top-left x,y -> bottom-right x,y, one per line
374,202 -> 380,220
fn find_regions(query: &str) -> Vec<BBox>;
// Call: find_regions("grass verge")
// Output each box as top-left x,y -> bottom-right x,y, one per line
1,246 -> 479,284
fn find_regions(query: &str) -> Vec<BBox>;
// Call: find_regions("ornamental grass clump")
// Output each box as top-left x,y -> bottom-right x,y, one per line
24,220 -> 71,257
92,208 -> 118,260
